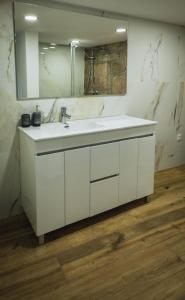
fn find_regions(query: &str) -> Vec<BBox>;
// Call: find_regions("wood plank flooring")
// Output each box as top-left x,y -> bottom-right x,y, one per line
1,166 -> 185,299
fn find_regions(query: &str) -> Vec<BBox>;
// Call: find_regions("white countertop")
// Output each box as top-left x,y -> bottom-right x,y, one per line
19,115 -> 157,141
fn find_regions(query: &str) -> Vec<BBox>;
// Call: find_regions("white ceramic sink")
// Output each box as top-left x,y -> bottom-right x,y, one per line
19,115 -> 157,141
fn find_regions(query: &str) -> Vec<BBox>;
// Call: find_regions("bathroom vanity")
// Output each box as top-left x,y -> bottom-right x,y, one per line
19,115 -> 157,243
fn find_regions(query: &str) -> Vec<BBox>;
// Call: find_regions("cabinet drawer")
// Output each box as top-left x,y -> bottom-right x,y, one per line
90,176 -> 119,216
90,142 -> 119,181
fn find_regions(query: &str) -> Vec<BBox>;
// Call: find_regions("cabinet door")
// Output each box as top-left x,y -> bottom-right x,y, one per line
35,152 -> 65,236
90,176 -> 119,216
119,139 -> 138,204
137,135 -> 155,199
90,142 -> 119,181
65,147 -> 90,225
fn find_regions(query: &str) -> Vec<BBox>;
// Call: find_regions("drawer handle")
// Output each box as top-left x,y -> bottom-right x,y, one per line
90,174 -> 119,184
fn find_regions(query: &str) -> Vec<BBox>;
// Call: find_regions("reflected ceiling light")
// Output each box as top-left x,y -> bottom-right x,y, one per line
43,47 -> 48,50
49,46 -> 56,49
50,43 -> 56,46
115,27 -> 126,33
40,52 -> 45,55
24,15 -> 38,22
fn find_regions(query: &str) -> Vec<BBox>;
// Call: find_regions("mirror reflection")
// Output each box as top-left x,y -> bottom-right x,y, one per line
14,1 -> 128,100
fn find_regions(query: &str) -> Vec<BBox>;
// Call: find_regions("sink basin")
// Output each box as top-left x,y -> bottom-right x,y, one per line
48,120 -> 104,133
66,120 -> 103,131
95,115 -> 149,128
21,119 -> 104,141
46,117 -> 139,134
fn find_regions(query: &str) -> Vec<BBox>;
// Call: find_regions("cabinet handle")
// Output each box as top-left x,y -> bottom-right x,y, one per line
90,173 -> 119,184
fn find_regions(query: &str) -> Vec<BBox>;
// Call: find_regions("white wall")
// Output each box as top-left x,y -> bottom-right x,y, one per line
0,0 -> 185,219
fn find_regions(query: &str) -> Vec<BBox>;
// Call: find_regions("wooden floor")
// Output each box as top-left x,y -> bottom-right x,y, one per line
1,166 -> 185,300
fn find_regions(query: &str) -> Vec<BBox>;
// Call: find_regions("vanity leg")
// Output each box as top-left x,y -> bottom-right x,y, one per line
145,196 -> 151,203
38,235 -> 45,245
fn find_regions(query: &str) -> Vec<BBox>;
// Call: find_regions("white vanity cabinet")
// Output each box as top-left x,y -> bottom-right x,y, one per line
19,115 -> 157,243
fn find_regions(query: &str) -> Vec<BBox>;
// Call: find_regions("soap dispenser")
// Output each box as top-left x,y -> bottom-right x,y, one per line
32,105 -> 41,127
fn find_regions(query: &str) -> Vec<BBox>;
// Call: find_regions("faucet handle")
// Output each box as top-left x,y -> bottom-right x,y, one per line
67,113 -> 71,119
61,107 -> 71,118
61,107 -> 67,114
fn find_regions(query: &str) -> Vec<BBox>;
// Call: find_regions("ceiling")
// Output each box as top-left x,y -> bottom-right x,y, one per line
51,0 -> 185,26
15,2 -> 127,47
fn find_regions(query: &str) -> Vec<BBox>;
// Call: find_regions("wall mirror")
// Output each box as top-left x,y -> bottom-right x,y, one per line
14,1 -> 128,100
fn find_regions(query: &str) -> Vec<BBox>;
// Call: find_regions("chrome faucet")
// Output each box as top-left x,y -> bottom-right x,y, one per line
61,107 -> 71,126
